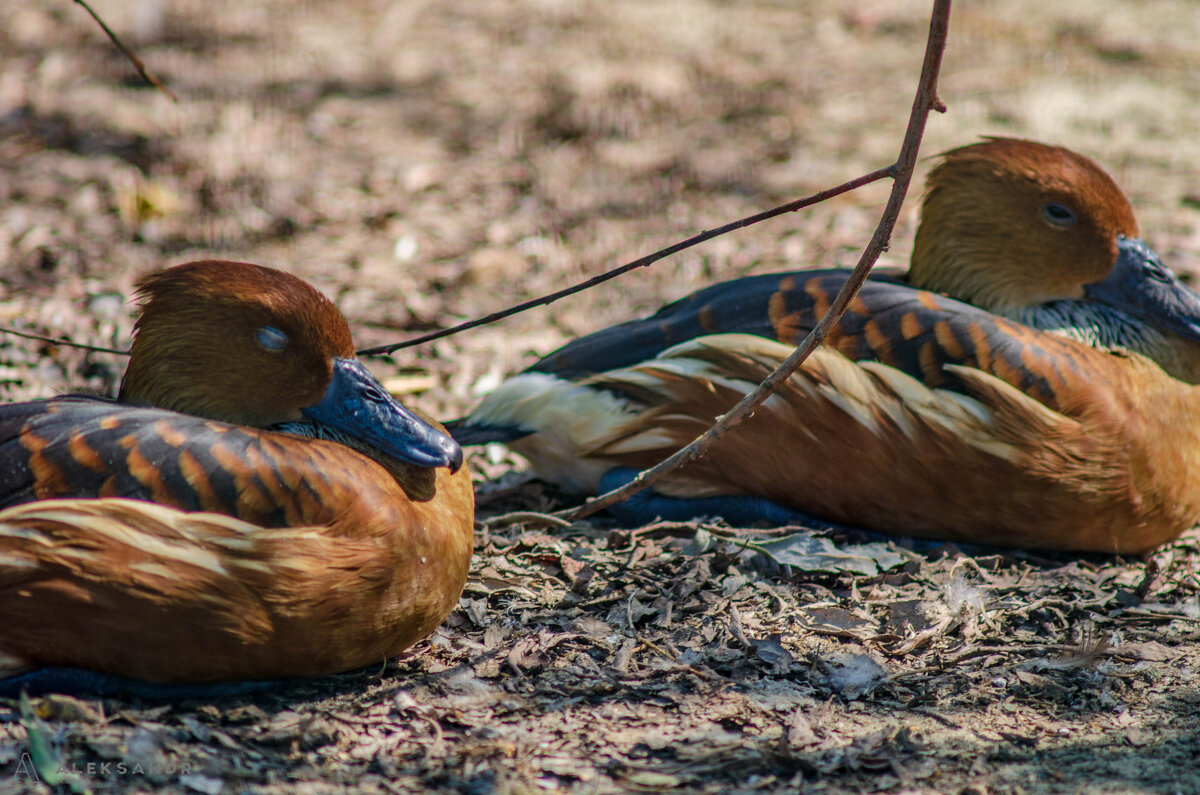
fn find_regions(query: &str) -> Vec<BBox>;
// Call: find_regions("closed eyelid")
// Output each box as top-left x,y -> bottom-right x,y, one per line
256,326 -> 290,351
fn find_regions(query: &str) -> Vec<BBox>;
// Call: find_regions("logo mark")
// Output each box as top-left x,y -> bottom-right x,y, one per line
12,753 -> 40,783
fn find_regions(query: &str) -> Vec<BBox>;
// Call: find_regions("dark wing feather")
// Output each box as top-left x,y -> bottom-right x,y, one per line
530,269 -> 1093,409
528,271 -> 827,379
0,397 -> 345,527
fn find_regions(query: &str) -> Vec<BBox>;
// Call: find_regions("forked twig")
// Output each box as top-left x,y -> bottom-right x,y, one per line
13,0 -> 951,449
73,0 -> 178,102
561,0 -> 952,522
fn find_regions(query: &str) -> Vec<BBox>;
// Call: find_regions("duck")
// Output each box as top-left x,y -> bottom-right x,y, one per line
451,138 -> 1200,554
0,260 -> 474,688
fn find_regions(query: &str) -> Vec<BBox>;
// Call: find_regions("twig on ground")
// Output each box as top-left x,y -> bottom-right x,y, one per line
73,0 -> 178,102
561,0 -> 952,521
482,511 -> 572,530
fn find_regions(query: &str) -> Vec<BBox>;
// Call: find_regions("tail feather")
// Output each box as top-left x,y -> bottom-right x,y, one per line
444,417 -> 533,446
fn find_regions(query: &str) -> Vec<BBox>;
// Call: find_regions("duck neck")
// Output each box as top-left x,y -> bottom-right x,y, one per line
1002,301 -> 1200,384
910,226 -> 1200,384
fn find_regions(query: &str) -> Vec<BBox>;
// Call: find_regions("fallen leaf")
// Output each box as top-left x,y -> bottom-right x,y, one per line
756,533 -> 905,575
507,636 -> 547,673
800,606 -> 878,639
1111,641 -> 1179,662
624,770 -> 682,789
181,773 -> 225,795
819,652 -> 887,698
787,709 -> 820,748
32,694 -> 103,723
752,634 -> 795,669
1125,727 -> 1151,747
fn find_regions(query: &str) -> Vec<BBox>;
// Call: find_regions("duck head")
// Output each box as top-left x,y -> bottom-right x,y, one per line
118,260 -> 463,471
910,137 -> 1200,345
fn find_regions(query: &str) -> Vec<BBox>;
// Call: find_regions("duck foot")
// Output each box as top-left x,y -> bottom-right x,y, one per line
0,668 -> 289,700
596,468 -> 963,555
598,467 -> 852,530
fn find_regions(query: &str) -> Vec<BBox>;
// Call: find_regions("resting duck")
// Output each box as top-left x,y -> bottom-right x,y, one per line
0,260 -> 473,688
452,139 -> 1200,554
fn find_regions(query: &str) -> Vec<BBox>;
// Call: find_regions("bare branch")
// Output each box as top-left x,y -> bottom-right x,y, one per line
0,326 -> 128,356
73,0 -> 178,103
356,167 -> 893,357
562,0 -> 953,522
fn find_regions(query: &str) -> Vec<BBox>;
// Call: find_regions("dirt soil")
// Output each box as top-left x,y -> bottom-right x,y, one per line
4,1 -> 1200,793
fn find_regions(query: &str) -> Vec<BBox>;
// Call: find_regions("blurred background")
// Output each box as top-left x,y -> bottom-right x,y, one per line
2,0 -> 1199,426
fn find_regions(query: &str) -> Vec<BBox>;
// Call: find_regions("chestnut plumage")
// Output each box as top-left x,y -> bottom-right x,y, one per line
453,139 -> 1200,554
0,260 -> 473,684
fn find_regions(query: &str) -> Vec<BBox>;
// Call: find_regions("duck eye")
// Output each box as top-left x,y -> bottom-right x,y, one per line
255,326 -> 290,352
1043,202 -> 1076,227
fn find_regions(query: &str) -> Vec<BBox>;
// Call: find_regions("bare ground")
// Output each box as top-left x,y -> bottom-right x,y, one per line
3,1 -> 1200,793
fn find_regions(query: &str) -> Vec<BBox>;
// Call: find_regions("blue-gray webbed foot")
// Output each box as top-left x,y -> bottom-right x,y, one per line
595,467 -> 959,556
0,668 -> 289,700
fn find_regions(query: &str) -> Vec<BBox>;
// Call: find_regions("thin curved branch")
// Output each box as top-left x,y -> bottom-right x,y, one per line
356,167 -> 892,357
0,327 -> 128,356
73,0 -> 178,102
562,0 -> 953,522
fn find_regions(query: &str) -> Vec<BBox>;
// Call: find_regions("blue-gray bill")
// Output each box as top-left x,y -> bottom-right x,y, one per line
302,357 -> 463,471
1083,237 -> 1200,341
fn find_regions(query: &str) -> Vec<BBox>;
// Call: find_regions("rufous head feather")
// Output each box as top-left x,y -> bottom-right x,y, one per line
910,138 -> 1139,313
118,260 -> 462,471
119,260 -> 354,427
